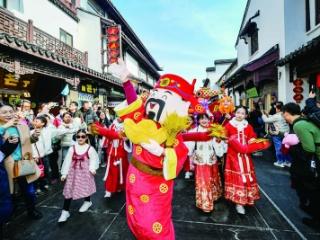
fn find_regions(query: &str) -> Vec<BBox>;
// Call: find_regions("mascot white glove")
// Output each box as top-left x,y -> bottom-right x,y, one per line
141,140 -> 164,157
108,58 -> 132,82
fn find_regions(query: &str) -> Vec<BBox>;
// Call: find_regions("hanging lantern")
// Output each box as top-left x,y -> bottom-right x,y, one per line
293,79 -> 304,103
293,94 -> 303,102
293,86 -> 303,94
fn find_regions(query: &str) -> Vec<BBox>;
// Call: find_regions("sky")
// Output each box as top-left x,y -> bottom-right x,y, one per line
112,0 -> 247,83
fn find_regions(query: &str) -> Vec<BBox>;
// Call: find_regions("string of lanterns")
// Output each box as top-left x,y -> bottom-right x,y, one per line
293,79 -> 304,103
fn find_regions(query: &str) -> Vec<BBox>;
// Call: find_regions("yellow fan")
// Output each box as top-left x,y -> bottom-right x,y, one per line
124,118 -> 167,145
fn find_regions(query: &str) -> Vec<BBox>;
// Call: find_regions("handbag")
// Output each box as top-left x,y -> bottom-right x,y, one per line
13,158 -> 37,177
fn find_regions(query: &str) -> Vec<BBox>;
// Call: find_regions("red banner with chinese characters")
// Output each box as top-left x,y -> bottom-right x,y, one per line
106,25 -> 122,65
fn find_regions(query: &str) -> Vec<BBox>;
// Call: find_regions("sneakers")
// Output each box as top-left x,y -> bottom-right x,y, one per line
104,191 -> 112,198
284,162 -> 292,168
58,210 -> 70,223
185,171 -> 191,179
235,204 -> 246,215
274,162 -> 285,168
79,201 -> 92,212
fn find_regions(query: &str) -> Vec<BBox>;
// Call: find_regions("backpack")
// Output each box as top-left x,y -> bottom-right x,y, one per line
307,111 -> 320,129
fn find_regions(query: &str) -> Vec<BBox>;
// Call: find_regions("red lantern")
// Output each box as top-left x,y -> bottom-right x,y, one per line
293,94 -> 303,103
293,79 -> 303,86
293,79 -> 304,104
293,86 -> 303,94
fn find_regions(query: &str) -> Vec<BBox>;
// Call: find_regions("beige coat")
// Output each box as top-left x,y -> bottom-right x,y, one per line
3,124 -> 40,193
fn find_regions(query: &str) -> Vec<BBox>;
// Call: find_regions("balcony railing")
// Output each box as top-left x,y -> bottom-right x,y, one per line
0,8 -> 87,66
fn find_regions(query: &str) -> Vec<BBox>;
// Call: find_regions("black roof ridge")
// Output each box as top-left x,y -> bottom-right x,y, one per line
214,58 -> 237,65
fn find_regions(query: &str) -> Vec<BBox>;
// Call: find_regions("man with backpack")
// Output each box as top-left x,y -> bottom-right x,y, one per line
283,102 -> 320,229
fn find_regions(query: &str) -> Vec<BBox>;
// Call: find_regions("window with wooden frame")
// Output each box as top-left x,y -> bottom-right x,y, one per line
316,0 -> 320,25
60,29 -> 73,47
250,30 -> 259,55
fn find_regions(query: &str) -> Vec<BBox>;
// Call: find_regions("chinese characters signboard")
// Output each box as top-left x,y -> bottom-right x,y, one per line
79,82 -> 97,95
2,73 -> 32,89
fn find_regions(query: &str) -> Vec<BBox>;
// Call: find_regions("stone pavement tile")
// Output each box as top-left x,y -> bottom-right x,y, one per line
173,221 -> 275,240
172,179 -> 268,228
305,233 -> 320,240
40,190 -> 125,215
254,152 -> 320,236
99,215 -> 135,240
254,194 -> 294,231
3,207 -> 115,240
38,170 -> 126,215
272,230 -> 305,240
100,214 -> 282,240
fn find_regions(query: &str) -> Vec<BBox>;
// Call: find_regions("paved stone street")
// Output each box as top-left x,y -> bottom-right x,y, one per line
3,150 -> 320,240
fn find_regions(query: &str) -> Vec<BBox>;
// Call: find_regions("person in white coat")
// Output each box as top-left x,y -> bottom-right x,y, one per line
57,112 -> 81,165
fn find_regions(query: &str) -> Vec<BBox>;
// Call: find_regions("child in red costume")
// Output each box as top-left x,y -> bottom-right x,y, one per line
103,118 -> 131,198
224,106 -> 270,215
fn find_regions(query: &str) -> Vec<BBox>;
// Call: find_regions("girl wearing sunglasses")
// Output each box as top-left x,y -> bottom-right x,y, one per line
58,129 -> 99,223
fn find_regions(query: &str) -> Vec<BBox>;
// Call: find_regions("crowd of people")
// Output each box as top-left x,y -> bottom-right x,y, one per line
1,83 -> 320,238
0,100 -> 115,234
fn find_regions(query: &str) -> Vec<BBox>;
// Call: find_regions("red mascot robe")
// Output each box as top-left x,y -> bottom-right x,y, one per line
94,76 -> 213,240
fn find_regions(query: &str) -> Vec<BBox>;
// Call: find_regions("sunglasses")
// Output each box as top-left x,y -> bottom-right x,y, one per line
76,135 -> 87,139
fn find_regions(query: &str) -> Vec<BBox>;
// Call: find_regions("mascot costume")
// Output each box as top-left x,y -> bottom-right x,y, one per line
93,59 -> 214,239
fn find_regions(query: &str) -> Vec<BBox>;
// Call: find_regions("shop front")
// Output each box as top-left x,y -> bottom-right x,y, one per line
225,45 -> 279,111
277,35 -> 320,105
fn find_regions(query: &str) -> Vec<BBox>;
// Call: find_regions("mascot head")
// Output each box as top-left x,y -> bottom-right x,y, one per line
218,95 -> 235,114
145,74 -> 198,124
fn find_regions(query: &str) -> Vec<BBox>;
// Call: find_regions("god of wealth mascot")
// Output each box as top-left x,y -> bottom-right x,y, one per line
93,60 -> 214,240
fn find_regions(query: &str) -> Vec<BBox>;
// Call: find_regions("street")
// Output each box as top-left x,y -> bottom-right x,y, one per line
3,150 -> 320,240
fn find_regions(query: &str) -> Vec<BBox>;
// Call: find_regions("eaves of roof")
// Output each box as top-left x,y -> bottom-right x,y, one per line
0,32 -> 122,86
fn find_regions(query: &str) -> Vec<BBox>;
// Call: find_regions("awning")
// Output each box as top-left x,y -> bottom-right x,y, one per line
225,45 -> 279,86
244,45 -> 279,71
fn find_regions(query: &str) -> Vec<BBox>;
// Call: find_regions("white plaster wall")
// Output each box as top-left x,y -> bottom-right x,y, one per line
207,63 -> 232,86
206,71 -> 214,80
125,52 -> 139,77
232,0 -> 285,76
8,0 -> 79,48
283,0 -> 310,54
77,9 -> 102,72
